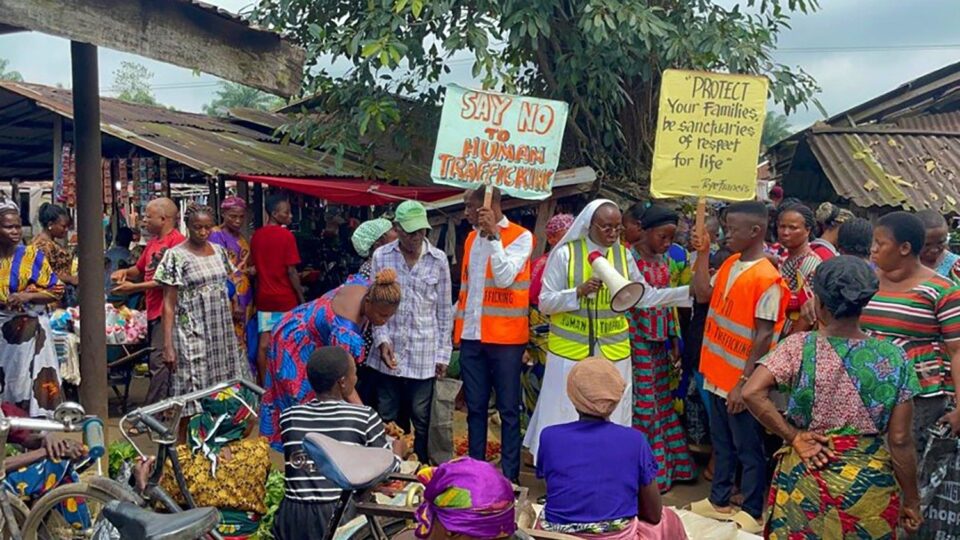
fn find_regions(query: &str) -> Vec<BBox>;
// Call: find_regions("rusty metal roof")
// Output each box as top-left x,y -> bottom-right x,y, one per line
0,81 -> 366,180
807,126 -> 960,213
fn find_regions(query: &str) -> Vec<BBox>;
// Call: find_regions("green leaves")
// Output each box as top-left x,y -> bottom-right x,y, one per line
251,0 -> 820,192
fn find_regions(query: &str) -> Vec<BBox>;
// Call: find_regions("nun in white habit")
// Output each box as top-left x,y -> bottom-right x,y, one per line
523,199 -> 692,462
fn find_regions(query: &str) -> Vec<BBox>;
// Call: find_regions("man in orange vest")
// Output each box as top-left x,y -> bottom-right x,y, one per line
454,185 -> 533,483
689,200 -> 789,534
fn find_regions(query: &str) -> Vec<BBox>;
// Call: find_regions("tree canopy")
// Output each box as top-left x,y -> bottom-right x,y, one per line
202,82 -> 284,117
0,58 -> 22,82
254,0 -> 820,193
112,61 -> 158,106
762,111 -> 794,150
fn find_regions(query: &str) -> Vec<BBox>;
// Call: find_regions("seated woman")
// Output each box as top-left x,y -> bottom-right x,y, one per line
743,255 -> 923,538
536,356 -> 687,539
410,457 -> 530,540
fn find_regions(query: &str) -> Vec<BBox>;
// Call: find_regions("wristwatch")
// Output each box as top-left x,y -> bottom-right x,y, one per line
486,232 -> 500,241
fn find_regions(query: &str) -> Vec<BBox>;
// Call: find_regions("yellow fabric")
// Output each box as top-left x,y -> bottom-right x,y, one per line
159,437 -> 270,514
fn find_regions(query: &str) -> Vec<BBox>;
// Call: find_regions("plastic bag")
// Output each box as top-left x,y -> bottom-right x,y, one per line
919,432 -> 960,538
428,377 -> 462,465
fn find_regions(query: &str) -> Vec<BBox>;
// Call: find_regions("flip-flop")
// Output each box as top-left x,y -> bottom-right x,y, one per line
687,498 -> 737,521
731,511 -> 763,535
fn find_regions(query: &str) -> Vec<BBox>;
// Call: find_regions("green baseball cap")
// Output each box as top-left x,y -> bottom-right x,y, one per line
395,200 -> 431,233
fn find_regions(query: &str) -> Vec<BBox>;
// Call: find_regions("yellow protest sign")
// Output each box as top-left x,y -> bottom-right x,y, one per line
650,69 -> 768,201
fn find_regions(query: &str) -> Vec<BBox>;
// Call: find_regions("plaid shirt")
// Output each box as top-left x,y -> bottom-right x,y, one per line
368,240 -> 453,380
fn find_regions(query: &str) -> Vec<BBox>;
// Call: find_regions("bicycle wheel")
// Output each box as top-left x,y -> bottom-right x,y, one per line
0,492 -> 29,540
346,517 -> 410,540
21,480 -> 139,540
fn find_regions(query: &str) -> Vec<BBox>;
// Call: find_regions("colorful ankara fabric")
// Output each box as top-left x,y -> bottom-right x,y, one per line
154,243 -> 249,416
860,275 -> 960,397
3,457 -> 88,528
628,252 -> 695,492
779,250 -> 821,336
763,333 -> 919,435
187,384 -> 259,475
765,436 -> 901,540
0,245 -> 63,416
666,244 -> 692,287
209,227 -> 255,366
414,457 -> 517,539
761,331 -> 919,539
259,278 -> 368,450
521,308 -> 548,432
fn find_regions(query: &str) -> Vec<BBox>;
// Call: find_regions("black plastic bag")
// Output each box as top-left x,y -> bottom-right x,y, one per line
919,432 -> 960,538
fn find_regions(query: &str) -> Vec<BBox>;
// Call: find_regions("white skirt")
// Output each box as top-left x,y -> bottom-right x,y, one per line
523,352 -> 633,464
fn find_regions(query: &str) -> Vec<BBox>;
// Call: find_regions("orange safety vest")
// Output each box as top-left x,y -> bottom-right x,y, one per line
453,222 -> 533,345
700,254 -> 789,393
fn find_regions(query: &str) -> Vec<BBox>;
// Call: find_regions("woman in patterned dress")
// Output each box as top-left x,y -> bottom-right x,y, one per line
258,269 -> 401,451
209,197 -> 255,370
31,203 -> 77,307
622,204 -> 695,492
744,256 -> 922,539
777,203 -> 822,337
0,203 -> 65,416
155,204 -> 249,420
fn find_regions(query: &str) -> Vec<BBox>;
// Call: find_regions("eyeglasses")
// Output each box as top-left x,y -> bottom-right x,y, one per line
593,223 -> 624,234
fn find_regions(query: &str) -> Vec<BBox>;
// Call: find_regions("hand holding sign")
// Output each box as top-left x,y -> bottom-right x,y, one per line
431,84 -> 569,201
650,69 -> 769,252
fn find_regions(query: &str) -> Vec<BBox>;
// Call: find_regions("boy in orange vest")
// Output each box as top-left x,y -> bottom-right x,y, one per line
689,200 -> 789,534
454,185 -> 533,483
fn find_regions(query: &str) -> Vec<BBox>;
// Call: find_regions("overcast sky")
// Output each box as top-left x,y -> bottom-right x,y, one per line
1,0 -> 958,130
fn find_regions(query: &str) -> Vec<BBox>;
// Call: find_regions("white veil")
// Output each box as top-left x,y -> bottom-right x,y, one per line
545,198 -> 619,269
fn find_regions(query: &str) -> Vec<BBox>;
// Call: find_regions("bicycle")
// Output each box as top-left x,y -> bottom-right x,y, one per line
300,433 -> 572,540
21,378 -> 264,540
0,401 -> 139,540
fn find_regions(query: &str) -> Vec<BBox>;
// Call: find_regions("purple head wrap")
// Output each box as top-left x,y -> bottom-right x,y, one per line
546,213 -> 574,237
221,196 -> 247,211
414,457 -> 516,539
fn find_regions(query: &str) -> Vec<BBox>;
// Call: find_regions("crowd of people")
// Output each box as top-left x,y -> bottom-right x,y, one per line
0,184 -> 959,539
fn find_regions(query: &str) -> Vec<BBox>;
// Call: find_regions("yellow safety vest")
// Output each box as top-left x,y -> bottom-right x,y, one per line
548,239 -> 631,361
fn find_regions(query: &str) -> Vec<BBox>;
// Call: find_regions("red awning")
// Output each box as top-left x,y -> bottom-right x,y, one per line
232,175 -> 461,206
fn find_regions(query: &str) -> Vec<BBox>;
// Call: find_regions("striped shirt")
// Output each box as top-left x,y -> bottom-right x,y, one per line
279,400 -> 398,502
861,276 -> 960,397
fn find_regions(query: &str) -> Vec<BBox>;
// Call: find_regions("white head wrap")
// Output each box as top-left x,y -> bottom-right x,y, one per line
546,198 -> 620,269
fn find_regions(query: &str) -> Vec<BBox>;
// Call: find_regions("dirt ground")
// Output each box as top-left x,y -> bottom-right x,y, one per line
98,376 -> 710,508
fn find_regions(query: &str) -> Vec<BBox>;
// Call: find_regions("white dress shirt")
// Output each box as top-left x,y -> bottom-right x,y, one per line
461,217 -> 534,341
539,236 -> 691,315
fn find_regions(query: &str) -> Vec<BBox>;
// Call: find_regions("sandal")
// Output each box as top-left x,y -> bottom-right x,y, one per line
730,511 -> 763,535
687,498 -> 736,521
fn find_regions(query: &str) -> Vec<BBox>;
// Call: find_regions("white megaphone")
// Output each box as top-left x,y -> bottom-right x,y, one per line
588,251 -> 646,312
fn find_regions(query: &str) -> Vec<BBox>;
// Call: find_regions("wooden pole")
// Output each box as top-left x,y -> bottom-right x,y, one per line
483,186 -> 493,209
694,197 -> 707,250
71,41 -> 108,421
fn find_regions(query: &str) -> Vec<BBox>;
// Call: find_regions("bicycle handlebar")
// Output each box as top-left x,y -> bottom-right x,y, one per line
119,378 -> 264,458
127,378 -> 264,418
0,417 -> 80,433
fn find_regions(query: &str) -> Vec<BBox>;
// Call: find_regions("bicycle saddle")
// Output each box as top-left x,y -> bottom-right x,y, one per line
102,501 -> 220,540
303,432 -> 396,490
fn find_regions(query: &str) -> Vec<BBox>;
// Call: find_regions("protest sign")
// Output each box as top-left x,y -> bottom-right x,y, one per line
431,84 -> 569,200
650,69 -> 768,201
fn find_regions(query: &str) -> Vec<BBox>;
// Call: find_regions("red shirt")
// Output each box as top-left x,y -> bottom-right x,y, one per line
251,224 -> 302,312
136,229 -> 185,321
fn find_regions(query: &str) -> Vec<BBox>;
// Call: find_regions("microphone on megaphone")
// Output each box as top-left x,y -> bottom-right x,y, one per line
588,251 -> 646,312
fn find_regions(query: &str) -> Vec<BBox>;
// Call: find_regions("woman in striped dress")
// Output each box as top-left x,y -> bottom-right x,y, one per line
860,212 -> 960,458
622,204 -> 695,492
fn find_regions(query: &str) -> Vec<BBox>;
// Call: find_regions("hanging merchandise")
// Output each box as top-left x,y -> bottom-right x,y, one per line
59,144 -> 76,208
138,158 -> 150,214
118,159 -> 129,207
101,159 -> 113,212
158,157 -> 169,197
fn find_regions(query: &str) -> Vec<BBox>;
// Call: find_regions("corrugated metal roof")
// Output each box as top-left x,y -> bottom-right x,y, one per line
807,127 -> 960,213
893,111 -> 960,132
0,81 -> 366,179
